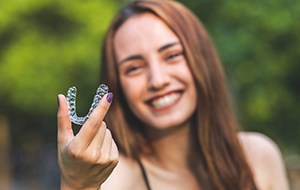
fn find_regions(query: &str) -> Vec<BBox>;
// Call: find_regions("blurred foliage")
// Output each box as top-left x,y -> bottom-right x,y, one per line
0,1 -> 120,188
0,0 -> 119,115
178,0 -> 300,152
0,0 -> 299,188
0,0 -> 299,153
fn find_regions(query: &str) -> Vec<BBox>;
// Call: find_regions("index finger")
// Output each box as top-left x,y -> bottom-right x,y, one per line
75,92 -> 113,147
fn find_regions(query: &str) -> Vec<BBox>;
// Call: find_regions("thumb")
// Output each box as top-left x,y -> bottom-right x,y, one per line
57,94 -> 73,148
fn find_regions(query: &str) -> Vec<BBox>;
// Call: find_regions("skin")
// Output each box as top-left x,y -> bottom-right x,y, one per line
115,13 -> 197,131
239,132 -> 290,190
57,13 -> 290,190
101,132 -> 290,190
57,93 -> 118,190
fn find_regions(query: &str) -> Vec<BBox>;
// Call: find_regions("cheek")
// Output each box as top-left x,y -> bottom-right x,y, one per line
176,63 -> 195,84
179,64 -> 197,99
120,77 -> 144,107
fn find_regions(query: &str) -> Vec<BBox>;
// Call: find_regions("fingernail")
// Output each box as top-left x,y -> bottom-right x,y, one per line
57,95 -> 60,107
106,92 -> 113,104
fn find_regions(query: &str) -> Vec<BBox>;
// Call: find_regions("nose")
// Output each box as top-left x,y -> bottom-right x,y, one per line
147,62 -> 170,91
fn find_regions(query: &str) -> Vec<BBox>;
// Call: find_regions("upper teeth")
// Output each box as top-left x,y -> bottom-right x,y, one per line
151,93 -> 180,108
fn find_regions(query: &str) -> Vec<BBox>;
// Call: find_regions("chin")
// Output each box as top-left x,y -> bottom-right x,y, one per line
146,115 -> 192,131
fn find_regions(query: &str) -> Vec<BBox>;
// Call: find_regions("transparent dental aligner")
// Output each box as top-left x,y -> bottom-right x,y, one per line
66,84 -> 109,125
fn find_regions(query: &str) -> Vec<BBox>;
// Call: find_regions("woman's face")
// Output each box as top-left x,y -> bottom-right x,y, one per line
113,13 -> 197,129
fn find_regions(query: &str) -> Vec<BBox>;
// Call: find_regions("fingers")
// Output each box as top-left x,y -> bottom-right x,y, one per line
98,128 -> 113,162
89,127 -> 119,178
110,138 -> 119,161
97,128 -> 119,166
87,122 -> 119,165
57,94 -> 73,147
84,127 -> 113,164
76,92 -> 113,148
57,92 -> 117,189
88,122 -> 107,153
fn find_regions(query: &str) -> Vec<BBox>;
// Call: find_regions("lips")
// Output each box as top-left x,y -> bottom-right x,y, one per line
147,91 -> 182,109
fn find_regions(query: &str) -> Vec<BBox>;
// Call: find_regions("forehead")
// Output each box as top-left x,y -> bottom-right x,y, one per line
113,13 -> 180,58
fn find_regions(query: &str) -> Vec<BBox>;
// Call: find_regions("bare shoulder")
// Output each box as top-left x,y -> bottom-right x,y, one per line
101,154 -> 146,190
238,131 -> 280,156
238,131 -> 290,190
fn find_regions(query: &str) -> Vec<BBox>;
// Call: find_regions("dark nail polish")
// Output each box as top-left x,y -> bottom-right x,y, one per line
106,92 -> 113,104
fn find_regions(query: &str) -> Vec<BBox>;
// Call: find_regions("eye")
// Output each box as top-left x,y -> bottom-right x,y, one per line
126,65 -> 140,74
167,52 -> 181,60
121,61 -> 145,76
165,50 -> 184,62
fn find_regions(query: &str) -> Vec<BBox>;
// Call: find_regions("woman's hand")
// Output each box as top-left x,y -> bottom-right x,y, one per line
57,93 -> 119,190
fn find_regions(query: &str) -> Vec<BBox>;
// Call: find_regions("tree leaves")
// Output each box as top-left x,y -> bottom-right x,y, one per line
0,0 -> 118,114
178,0 -> 300,152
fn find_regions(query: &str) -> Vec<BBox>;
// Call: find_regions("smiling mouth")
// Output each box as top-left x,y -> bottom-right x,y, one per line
147,91 -> 182,109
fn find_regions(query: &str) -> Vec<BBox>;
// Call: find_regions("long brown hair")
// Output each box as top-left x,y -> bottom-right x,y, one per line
100,0 -> 257,189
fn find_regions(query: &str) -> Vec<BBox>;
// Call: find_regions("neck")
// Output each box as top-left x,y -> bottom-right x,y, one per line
142,121 -> 193,172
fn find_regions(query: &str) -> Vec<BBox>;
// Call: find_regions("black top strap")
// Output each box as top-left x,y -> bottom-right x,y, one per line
137,159 -> 258,190
137,160 -> 152,190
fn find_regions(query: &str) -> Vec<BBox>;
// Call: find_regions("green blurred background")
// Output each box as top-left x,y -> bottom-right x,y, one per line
0,0 -> 299,189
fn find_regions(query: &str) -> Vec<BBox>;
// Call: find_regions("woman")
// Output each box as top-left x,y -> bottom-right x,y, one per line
57,0 -> 289,189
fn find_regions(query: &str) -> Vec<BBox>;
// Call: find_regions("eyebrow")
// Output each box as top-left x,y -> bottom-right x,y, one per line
117,41 -> 181,67
117,55 -> 143,67
158,41 -> 180,52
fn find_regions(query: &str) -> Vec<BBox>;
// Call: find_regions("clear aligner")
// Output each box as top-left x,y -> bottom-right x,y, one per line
66,84 -> 109,125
